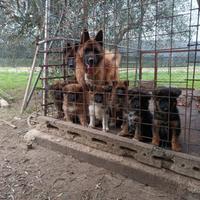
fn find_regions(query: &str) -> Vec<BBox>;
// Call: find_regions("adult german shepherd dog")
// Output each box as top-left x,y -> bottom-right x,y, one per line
75,29 -> 120,88
152,87 -> 182,151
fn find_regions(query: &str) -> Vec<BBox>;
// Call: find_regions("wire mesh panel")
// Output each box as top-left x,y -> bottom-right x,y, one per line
28,0 -> 200,157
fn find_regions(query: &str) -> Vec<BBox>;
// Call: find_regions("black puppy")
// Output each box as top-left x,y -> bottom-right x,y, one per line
119,89 -> 153,143
152,87 -> 182,151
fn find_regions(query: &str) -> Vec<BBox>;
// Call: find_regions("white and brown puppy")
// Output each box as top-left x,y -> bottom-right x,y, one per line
62,83 -> 87,126
88,85 -> 112,132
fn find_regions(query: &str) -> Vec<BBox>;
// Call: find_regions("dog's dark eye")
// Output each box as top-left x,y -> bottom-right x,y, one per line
84,48 -> 90,53
84,48 -> 99,54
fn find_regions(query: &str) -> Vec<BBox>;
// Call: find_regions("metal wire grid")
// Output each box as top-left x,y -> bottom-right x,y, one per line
28,0 -> 200,156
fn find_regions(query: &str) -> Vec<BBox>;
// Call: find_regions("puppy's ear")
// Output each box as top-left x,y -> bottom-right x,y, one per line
171,88 -> 181,98
123,80 -> 129,87
62,85 -> 68,93
80,29 -> 90,44
78,85 -> 83,92
63,43 -> 72,54
95,30 -> 103,46
67,42 -> 72,49
88,84 -> 96,92
128,89 -> 136,99
74,42 -> 79,52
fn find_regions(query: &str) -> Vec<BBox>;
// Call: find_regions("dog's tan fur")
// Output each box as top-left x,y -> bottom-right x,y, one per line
49,80 -> 66,119
75,30 -> 120,88
62,84 -> 87,126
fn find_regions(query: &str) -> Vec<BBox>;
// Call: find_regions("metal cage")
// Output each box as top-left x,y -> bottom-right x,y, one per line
22,0 -> 200,157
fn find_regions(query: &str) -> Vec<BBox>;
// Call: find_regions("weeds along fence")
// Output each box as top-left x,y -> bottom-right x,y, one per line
22,0 -> 200,159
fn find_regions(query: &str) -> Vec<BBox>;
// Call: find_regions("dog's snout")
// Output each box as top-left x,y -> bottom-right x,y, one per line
67,58 -> 75,68
68,93 -> 77,102
95,94 -> 103,103
88,57 -> 94,65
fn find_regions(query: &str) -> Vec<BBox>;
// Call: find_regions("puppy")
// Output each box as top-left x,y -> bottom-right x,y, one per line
62,83 -> 87,126
88,85 -> 112,132
49,80 -> 66,119
76,29 -> 120,88
63,42 -> 79,71
110,81 -> 129,128
119,89 -> 153,143
152,87 -> 182,151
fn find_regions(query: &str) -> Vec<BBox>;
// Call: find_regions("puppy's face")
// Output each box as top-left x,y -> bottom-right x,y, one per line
153,87 -> 181,113
63,84 -> 83,103
129,94 -> 150,111
64,43 -> 79,69
156,97 -> 177,113
112,81 -> 129,104
80,30 -> 104,76
128,112 -> 139,125
49,81 -> 66,100
89,85 -> 112,104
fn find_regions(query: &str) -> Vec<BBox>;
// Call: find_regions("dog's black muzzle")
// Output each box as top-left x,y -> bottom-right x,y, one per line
67,57 -> 76,69
159,99 -> 169,112
84,54 -> 98,68
94,94 -> 103,103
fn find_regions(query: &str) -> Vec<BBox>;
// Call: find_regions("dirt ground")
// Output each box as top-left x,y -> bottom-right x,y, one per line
0,96 -> 184,199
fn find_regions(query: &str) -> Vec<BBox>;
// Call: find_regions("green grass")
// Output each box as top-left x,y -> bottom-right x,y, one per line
0,71 -> 30,91
0,67 -> 199,92
120,69 -> 200,89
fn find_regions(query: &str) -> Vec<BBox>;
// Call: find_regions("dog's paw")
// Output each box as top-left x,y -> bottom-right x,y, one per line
109,122 -> 116,128
118,131 -> 129,136
152,138 -> 160,146
102,128 -> 109,132
133,136 -> 139,141
172,143 -> 182,152
89,123 -> 95,128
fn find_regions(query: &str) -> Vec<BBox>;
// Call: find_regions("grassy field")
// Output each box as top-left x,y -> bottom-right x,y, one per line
0,71 -> 30,91
120,67 -> 200,89
0,67 -> 199,92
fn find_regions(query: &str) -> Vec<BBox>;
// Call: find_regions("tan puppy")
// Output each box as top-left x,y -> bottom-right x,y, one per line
62,84 -> 87,126
49,80 -> 66,119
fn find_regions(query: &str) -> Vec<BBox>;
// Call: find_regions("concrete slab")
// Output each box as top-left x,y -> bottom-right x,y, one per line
25,129 -> 200,198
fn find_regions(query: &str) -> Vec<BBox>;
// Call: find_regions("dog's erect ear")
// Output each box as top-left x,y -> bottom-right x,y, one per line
171,88 -> 182,98
63,43 -> 72,54
62,85 -> 68,93
88,84 -> 96,92
95,30 -> 103,46
128,89 -> 135,99
123,80 -> 129,87
67,42 -> 71,49
80,29 -> 90,44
